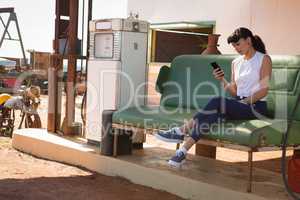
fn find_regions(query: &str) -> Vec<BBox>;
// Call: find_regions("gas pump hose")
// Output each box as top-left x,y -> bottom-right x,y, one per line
81,90 -> 87,127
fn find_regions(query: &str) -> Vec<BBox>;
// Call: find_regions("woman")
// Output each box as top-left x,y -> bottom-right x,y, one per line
155,27 -> 272,168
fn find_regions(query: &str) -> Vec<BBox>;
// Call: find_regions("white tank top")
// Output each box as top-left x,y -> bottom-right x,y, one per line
233,51 -> 266,101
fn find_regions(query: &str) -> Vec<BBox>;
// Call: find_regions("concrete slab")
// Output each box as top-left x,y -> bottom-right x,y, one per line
12,128 -> 290,200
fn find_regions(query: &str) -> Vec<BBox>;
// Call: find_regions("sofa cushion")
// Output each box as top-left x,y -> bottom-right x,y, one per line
113,106 -> 197,130
160,55 -> 235,109
208,119 -> 300,147
112,106 -> 300,147
266,55 -> 300,120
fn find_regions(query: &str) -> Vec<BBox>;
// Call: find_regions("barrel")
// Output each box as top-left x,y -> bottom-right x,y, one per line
288,155 -> 300,193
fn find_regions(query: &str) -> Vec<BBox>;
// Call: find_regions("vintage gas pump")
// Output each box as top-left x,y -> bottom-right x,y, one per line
85,18 -> 149,144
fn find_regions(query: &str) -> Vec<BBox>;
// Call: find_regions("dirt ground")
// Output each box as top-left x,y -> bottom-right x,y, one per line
0,94 -> 292,200
0,137 -> 183,200
1,94 -> 181,200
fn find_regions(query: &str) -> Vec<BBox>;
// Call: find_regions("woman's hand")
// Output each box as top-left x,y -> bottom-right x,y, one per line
239,99 -> 249,105
213,68 -> 225,81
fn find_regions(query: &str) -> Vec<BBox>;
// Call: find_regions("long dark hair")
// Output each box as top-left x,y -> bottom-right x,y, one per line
227,27 -> 267,54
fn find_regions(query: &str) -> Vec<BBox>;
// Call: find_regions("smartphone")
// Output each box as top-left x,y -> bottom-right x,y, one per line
210,62 -> 221,70
210,62 -> 224,76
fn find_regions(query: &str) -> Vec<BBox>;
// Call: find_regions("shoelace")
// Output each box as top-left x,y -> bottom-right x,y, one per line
171,128 -> 179,135
162,128 -> 176,135
175,150 -> 185,157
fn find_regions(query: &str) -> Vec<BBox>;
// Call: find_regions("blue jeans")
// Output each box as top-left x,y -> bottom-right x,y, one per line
190,96 -> 268,141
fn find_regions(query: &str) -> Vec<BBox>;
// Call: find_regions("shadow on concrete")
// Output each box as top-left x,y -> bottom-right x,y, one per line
0,174 -> 183,200
236,156 -> 291,174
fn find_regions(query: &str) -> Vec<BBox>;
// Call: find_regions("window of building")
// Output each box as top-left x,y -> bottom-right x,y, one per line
149,21 -> 215,63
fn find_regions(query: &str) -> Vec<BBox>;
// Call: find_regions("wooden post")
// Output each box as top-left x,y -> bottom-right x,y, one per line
48,0 -> 66,133
195,144 -> 216,158
48,54 -> 62,132
62,0 -> 79,135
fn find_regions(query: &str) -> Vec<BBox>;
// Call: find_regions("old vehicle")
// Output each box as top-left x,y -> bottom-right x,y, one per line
0,85 -> 41,137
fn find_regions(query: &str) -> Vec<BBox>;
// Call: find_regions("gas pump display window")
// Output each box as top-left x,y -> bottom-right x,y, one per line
96,21 -> 112,30
94,33 -> 114,58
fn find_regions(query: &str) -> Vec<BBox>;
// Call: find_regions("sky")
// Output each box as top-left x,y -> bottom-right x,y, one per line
0,0 -> 127,59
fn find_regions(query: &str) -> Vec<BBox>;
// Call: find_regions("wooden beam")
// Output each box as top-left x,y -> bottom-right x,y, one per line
150,30 -> 157,62
62,0 -> 78,135
48,54 -> 62,132
0,7 -> 14,13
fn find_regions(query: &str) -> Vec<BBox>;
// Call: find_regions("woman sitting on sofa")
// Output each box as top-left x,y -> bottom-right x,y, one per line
155,27 -> 272,168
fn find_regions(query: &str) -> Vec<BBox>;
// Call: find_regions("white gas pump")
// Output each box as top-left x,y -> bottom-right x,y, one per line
86,18 -> 149,144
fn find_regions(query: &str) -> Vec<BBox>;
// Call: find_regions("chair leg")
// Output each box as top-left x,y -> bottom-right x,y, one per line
113,131 -> 118,157
247,151 -> 253,193
176,143 -> 180,150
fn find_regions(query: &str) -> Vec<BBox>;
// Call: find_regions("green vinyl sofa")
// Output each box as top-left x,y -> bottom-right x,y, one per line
111,54 -> 300,192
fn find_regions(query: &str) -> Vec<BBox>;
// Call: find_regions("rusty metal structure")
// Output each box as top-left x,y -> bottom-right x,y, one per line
48,0 -> 92,134
0,7 -> 26,64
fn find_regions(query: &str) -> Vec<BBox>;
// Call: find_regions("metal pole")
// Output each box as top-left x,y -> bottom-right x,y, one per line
0,16 -> 12,39
247,151 -> 253,193
0,13 -> 11,48
12,12 -> 27,65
